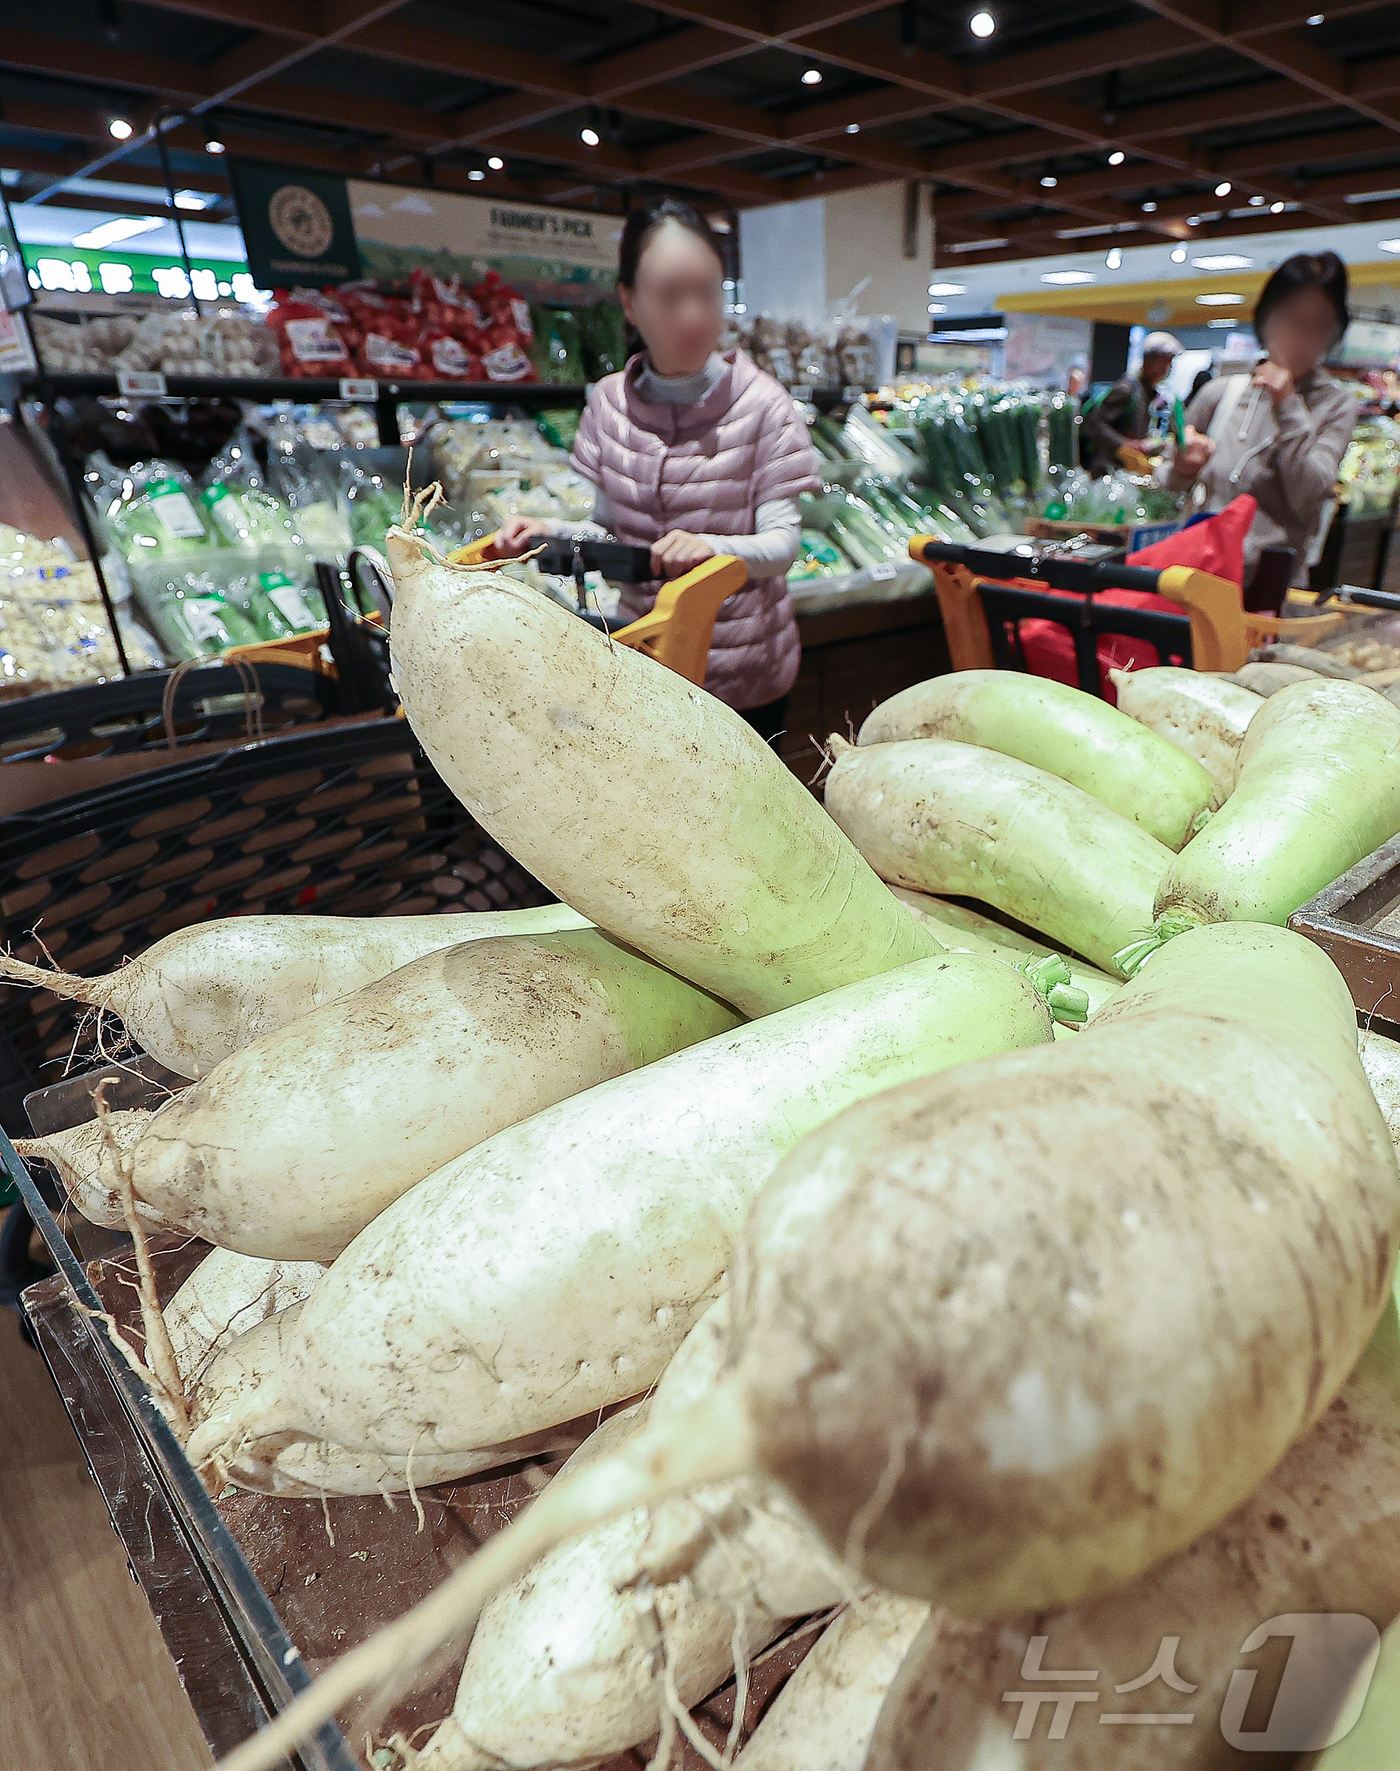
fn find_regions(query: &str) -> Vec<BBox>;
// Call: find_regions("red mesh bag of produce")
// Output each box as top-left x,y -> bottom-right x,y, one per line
419,327 -> 483,381
472,270 -> 534,342
409,269 -> 485,341
265,290 -> 354,377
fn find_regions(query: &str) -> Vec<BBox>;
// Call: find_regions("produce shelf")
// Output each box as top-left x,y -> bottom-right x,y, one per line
19,371 -> 588,408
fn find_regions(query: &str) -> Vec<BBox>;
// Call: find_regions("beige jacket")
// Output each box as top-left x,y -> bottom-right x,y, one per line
1171,366 -> 1356,586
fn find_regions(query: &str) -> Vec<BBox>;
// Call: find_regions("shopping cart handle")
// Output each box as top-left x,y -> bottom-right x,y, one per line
912,535 -> 1166,598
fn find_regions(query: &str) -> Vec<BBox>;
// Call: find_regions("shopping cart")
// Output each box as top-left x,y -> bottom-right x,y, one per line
910,537 -> 1349,691
451,534 -> 747,687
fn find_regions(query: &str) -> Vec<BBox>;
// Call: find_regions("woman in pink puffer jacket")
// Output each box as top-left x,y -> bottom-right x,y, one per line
492,198 -> 821,744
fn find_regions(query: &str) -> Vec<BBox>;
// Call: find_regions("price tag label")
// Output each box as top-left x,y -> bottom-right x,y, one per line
339,377 -> 379,400
842,383 -> 866,402
869,562 -> 898,582
117,370 -> 167,397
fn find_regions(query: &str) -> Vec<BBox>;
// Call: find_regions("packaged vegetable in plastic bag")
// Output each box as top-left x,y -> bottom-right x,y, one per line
529,307 -> 586,385
200,429 -> 302,552
579,303 -> 627,379
337,455 -> 405,551
410,269 -> 484,339
263,408 -> 352,555
104,459 -> 213,558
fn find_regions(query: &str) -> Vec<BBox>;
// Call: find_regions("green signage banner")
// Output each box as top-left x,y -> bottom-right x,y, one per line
230,162 -> 361,289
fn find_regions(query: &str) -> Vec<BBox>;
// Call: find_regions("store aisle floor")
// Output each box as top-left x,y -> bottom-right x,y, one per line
0,1308 -> 212,1771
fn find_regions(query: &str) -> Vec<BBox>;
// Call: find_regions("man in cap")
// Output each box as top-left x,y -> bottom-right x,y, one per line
1082,330 -> 1182,476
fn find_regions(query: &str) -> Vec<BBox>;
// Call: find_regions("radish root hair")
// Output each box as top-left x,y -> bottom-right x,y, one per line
94,1080 -> 188,1438
211,1387 -> 755,1771
0,951 -> 108,1006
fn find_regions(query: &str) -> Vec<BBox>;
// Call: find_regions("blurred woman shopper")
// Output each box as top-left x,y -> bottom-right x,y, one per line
1170,251 -> 1357,591
491,198 -> 821,744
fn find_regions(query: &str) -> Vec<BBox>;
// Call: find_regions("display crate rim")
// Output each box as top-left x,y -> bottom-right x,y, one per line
0,1126 -> 359,1771
1289,833 -> 1400,1025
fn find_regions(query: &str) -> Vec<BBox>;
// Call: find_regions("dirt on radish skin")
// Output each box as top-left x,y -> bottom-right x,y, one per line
416,1298 -> 798,1771
104,929 -> 739,1262
857,669 -> 1219,849
203,923 -> 1400,1771
15,1111 -> 163,1230
385,530 -> 940,1016
0,902 -> 591,1079
732,1592 -> 929,1771
1109,665 -> 1260,797
863,1291 -> 1400,1771
184,952 -> 1052,1478
825,736 -> 1173,975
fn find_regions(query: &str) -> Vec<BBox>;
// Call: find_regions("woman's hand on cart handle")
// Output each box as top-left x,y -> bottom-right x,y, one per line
651,530 -> 716,578
488,515 -> 545,558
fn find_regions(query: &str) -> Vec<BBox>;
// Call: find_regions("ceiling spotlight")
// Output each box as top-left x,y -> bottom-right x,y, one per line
1108,150 -> 1125,166
928,281 -> 966,294
1186,215 -> 1201,226
970,9 -> 996,37
845,122 -> 860,133
173,190 -> 209,211
801,67 -> 823,84
1215,180 -> 1232,197
487,155 -> 504,170
468,168 -> 486,181
1040,269 -> 1095,284
1249,194 -> 1265,205
1141,199 -> 1157,212
1170,245 -> 1186,261
108,118 -> 133,140
580,126 -> 600,146
1040,175 -> 1058,188
1307,11 -> 1325,22
1196,292 -> 1245,305
927,302 -> 946,313
1105,246 -> 1122,269
1271,199 -> 1286,213
205,138 -> 226,155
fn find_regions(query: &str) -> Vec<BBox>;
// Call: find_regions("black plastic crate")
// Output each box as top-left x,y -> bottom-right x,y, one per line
0,718 -> 550,1125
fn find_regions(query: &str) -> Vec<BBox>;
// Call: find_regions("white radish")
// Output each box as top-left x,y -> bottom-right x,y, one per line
734,1593 -> 929,1771
15,1111 -> 162,1229
890,888 -> 1119,1023
1110,664 -> 1260,796
185,951 -> 1052,1475
1130,680 -> 1400,970
385,529 -> 940,1016
165,1246 -> 324,1384
106,929 -> 739,1261
0,903 -> 590,1079
825,737 -> 1172,975
1363,1030 -> 1400,1150
419,1297 -> 795,1771
864,1290 -> 1400,1771
210,922 -> 1400,1771
190,1305 -> 573,1498
858,669 -> 1219,848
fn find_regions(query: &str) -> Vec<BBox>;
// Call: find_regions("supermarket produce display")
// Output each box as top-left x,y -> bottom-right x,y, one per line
13,508 -> 1400,1770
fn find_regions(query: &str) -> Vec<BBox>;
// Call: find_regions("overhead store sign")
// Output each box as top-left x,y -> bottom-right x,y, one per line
230,163 -> 623,302
1330,318 -> 1400,369
346,182 -> 624,303
230,162 -> 362,288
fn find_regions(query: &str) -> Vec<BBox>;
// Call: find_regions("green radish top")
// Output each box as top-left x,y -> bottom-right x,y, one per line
858,669 -> 1221,850
1117,679 -> 1400,973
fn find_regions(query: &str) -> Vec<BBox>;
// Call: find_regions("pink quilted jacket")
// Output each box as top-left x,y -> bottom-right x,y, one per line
571,350 -> 821,709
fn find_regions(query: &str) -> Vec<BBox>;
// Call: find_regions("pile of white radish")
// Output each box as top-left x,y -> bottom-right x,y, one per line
213,921 -> 1400,1771
0,901 -> 590,1078
16,522 -> 1400,1771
